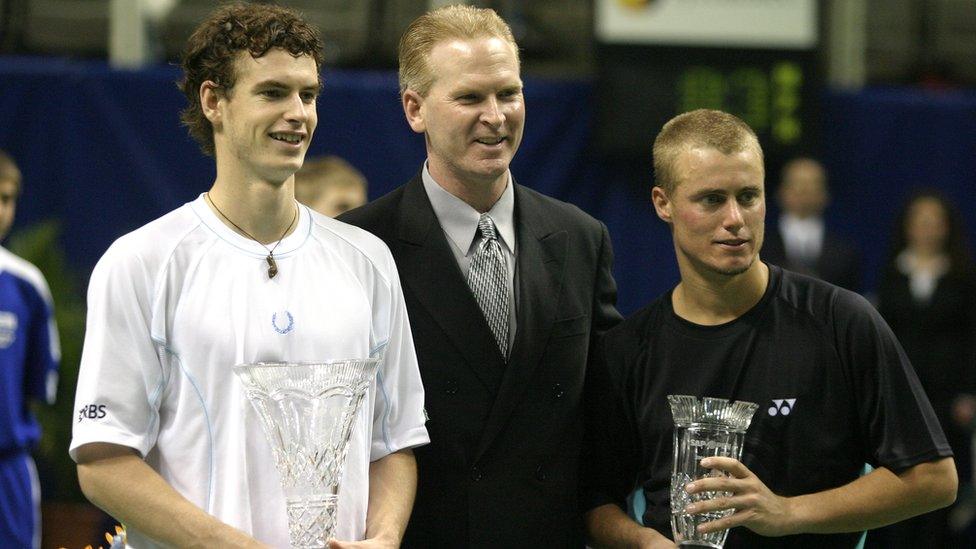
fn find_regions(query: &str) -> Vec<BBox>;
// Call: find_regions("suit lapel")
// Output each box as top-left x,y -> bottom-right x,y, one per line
474,184 -> 567,461
395,176 -> 506,391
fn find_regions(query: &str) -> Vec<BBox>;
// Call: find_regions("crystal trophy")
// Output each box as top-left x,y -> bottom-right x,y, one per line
234,359 -> 380,549
667,395 -> 759,549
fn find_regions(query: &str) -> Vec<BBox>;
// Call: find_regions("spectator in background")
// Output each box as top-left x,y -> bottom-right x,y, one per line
873,189 -> 976,549
763,157 -> 862,292
295,155 -> 368,217
0,150 -> 59,549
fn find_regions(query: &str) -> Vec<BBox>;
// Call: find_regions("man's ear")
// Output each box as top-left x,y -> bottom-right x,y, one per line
651,186 -> 673,224
402,89 -> 426,134
200,80 -> 223,126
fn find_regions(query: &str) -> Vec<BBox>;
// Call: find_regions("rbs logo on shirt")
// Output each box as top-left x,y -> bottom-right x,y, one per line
78,403 -> 107,422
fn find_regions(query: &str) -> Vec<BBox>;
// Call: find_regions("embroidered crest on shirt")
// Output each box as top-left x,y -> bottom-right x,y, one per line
0,311 -> 17,348
768,398 -> 797,416
272,311 -> 295,334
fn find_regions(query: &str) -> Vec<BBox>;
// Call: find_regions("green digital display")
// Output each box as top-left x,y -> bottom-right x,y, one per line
595,45 -> 819,163
678,62 -> 805,146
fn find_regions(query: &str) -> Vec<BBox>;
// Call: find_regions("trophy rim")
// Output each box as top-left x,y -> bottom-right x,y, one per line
666,394 -> 760,431
233,358 -> 381,371
666,394 -> 760,409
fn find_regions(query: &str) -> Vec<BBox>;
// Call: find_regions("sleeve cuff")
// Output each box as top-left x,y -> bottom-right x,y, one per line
69,428 -> 151,462
370,426 -> 430,462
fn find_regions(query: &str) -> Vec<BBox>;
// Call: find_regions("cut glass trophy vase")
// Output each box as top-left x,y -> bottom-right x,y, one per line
667,395 -> 759,549
234,359 -> 379,549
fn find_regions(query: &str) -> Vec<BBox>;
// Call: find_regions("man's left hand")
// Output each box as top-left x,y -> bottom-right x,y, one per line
682,457 -> 797,537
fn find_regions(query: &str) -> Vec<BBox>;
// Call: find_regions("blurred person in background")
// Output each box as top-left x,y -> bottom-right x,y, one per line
294,155 -> 368,217
0,150 -> 59,549
872,189 -> 976,549
762,157 -> 862,292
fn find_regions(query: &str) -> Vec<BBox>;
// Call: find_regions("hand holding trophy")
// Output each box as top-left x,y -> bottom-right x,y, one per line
667,395 -> 759,549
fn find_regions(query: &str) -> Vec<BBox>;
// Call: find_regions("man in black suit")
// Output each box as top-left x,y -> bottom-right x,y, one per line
762,157 -> 862,291
339,5 -> 621,548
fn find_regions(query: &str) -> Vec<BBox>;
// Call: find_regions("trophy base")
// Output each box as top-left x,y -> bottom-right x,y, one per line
286,494 -> 338,549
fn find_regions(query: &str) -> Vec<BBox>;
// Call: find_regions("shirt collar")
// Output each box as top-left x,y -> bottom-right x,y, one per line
191,193 -> 311,258
780,213 -> 824,234
421,162 -> 516,256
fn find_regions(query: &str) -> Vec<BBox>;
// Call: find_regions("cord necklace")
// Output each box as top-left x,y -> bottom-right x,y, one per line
205,192 -> 297,279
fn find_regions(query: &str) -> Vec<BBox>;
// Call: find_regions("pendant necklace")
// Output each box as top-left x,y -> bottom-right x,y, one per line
205,192 -> 298,279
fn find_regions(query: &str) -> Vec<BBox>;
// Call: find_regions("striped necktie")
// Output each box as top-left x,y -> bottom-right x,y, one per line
467,213 -> 510,357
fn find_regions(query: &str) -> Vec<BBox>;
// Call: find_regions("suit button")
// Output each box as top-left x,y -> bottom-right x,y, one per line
444,380 -> 458,395
471,466 -> 483,482
552,383 -> 564,400
535,466 -> 548,482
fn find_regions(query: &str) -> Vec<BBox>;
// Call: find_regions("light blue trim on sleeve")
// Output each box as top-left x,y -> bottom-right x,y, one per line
628,487 -> 646,525
146,338 -> 174,442
152,337 -> 214,513
375,370 -> 394,454
370,340 -> 393,453
369,340 -> 389,358
855,463 -> 872,549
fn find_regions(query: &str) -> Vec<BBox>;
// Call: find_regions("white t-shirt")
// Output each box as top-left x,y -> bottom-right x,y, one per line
779,213 -> 825,264
70,195 -> 429,548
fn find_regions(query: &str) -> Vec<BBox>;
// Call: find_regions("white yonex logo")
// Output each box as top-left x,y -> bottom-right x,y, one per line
768,398 -> 796,416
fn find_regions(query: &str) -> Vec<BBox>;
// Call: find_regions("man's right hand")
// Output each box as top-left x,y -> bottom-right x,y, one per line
585,503 -> 676,549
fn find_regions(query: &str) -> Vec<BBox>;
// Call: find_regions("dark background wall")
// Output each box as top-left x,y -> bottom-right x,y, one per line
1,57 -> 975,315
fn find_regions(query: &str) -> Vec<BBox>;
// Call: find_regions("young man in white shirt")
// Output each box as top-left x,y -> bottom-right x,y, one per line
70,4 -> 428,547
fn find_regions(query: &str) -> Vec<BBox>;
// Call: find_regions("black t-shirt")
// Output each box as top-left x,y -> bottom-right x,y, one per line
583,265 -> 951,548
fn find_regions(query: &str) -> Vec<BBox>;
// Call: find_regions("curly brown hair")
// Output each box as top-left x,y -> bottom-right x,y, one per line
178,2 -> 324,157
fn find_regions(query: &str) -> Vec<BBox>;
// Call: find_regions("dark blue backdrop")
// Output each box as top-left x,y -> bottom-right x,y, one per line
1,56 -> 974,315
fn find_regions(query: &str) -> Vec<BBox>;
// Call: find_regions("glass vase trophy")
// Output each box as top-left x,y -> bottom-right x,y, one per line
667,395 -> 759,549
234,359 -> 380,549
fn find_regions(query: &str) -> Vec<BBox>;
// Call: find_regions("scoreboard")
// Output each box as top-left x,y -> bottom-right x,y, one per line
595,44 -> 820,163
593,0 -> 821,171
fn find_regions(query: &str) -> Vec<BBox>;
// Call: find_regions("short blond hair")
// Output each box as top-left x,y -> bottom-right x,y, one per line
0,150 -> 22,192
294,156 -> 367,202
398,5 -> 519,96
653,109 -> 763,195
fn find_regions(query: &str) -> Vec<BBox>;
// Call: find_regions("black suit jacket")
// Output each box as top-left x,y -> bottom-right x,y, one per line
762,226 -> 862,292
339,174 -> 621,548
